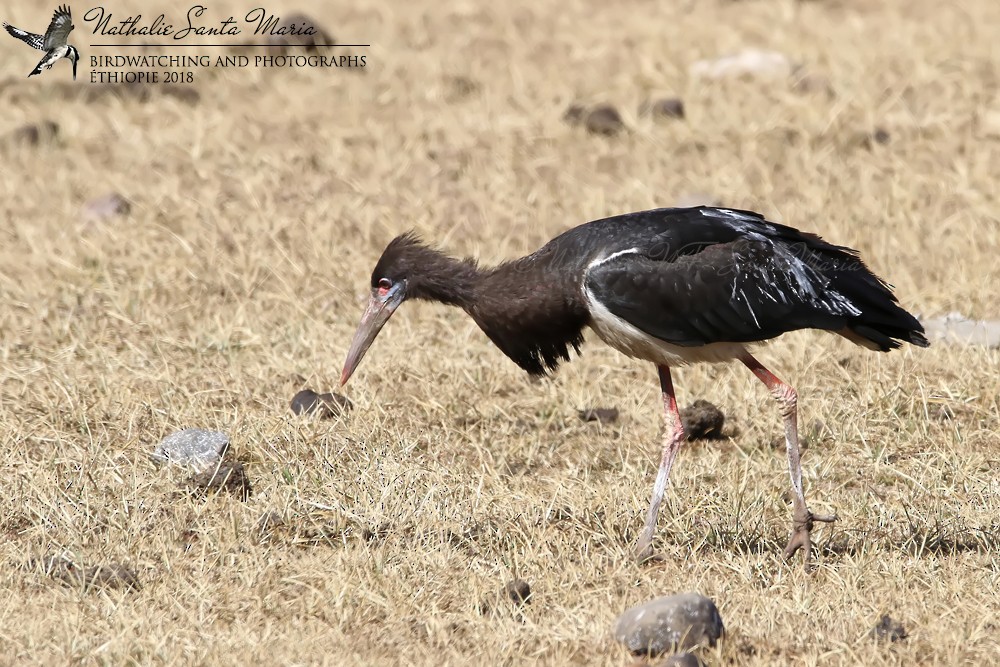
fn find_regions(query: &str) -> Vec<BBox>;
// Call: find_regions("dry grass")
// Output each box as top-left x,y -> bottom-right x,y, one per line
1,0 -> 999,664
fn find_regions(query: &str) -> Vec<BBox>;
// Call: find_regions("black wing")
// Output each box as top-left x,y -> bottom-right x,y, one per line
584,207 -> 927,350
3,23 -> 45,50
43,4 -> 73,50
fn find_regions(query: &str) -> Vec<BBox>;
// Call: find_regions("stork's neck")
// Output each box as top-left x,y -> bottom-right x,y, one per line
461,249 -> 590,375
399,240 -> 589,374
406,248 -> 480,307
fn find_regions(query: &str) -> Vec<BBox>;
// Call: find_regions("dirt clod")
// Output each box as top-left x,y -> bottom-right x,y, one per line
680,400 -> 726,440
860,127 -> 891,148
187,460 -> 253,501
563,103 -> 587,125
504,579 -> 532,605
290,389 -> 353,418
584,105 -> 625,135
870,614 -> 908,643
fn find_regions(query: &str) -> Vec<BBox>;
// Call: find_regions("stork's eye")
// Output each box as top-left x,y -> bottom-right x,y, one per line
377,278 -> 392,296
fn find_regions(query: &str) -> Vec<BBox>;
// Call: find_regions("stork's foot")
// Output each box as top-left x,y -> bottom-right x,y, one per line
631,530 -> 667,564
632,533 -> 655,564
785,507 -> 838,565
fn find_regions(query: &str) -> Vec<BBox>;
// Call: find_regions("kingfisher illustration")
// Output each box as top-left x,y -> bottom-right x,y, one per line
4,5 -> 79,80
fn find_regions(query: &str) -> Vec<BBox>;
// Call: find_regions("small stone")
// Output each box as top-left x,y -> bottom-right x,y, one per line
654,653 -> 703,667
690,49 -> 794,80
290,389 -> 353,418
58,563 -> 141,592
4,121 -> 59,146
563,103 -> 587,126
82,192 -> 131,221
680,400 -> 726,440
869,614 -> 907,643
152,428 -> 230,471
504,579 -> 532,605
265,13 -> 334,53
578,407 -> 619,424
862,127 -> 891,148
478,578 -> 533,615
614,592 -> 725,656
187,460 -> 252,501
640,97 -> 685,120
584,104 -> 625,136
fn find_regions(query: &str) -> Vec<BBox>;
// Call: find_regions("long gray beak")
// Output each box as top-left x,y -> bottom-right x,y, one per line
340,283 -> 405,386
71,57 -> 77,80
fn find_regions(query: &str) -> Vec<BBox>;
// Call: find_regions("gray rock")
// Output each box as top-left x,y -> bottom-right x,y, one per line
152,428 -> 229,471
922,312 -> 1000,348
690,48 -> 795,80
615,592 -> 725,656
83,192 -> 131,221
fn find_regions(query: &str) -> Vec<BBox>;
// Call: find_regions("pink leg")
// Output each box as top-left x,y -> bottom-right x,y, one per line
633,365 -> 686,562
741,353 -> 837,566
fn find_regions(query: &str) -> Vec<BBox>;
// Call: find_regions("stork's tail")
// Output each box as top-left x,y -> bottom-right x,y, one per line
837,268 -> 929,352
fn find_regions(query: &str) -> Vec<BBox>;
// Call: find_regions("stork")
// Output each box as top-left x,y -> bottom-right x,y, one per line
340,206 -> 928,564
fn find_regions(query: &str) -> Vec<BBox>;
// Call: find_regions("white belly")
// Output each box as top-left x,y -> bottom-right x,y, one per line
584,286 -> 750,366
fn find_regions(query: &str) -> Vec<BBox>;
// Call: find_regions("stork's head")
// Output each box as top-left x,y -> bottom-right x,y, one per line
66,45 -> 79,80
341,232 -> 478,385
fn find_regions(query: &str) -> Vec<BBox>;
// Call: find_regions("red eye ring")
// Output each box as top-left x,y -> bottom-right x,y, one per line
377,278 -> 392,296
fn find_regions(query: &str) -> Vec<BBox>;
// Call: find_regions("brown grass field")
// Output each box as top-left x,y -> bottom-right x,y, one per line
1,0 -> 999,664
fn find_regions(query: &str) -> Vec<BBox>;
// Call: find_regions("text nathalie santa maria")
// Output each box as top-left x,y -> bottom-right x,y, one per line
85,6 -> 321,40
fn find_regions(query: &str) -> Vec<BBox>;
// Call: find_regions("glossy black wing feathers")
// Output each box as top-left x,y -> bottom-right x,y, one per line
584,207 -> 927,350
